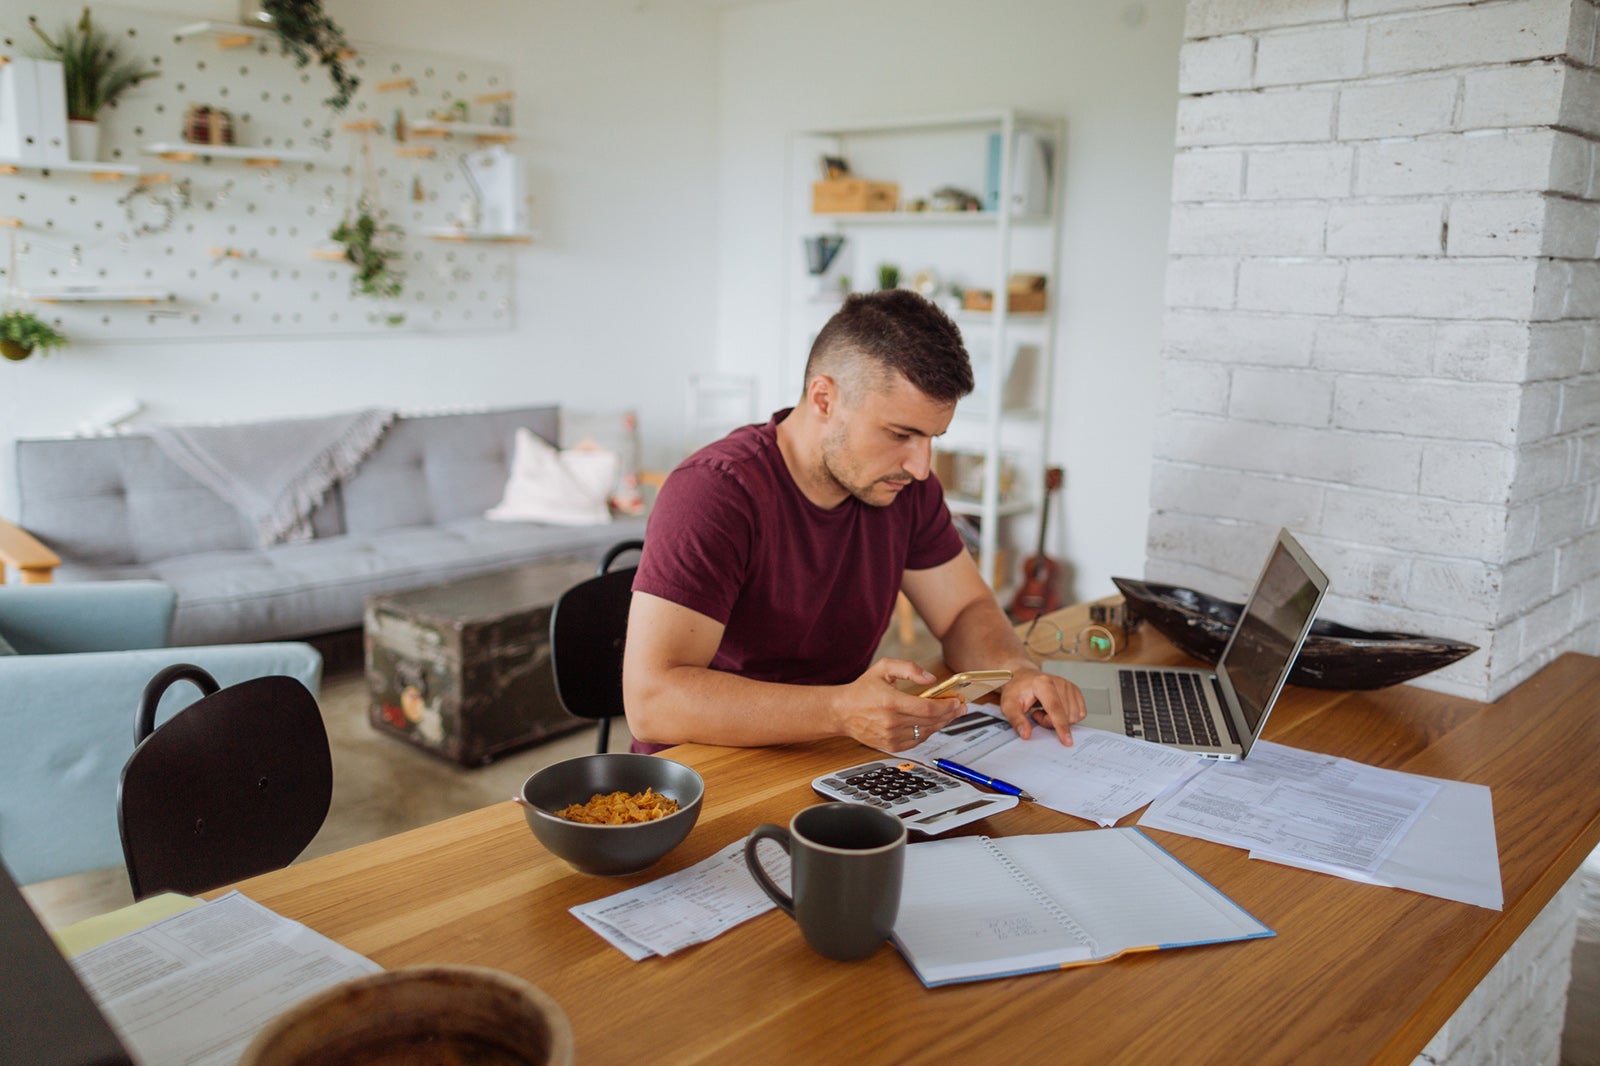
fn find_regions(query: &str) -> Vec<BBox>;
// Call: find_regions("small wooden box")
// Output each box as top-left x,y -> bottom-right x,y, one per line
812,179 -> 899,213
961,288 -> 1048,313
364,557 -> 599,766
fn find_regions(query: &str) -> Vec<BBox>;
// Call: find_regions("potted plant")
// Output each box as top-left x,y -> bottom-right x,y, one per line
0,310 -> 68,362
330,198 -> 405,301
29,7 -> 160,162
247,0 -> 359,113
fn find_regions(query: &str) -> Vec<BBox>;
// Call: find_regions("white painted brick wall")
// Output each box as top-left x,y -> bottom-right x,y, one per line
1343,258 -> 1537,319
1237,258 -> 1344,314
1313,318 -> 1436,374
1254,23 -> 1366,86
1176,88 -> 1337,147
1338,75 -> 1459,140
1163,308 -> 1317,364
1366,0 -> 1573,75
1177,35 -> 1254,95
1541,197 -> 1600,260
1158,0 -> 1600,715
1327,202 -> 1442,256
1355,131 -> 1557,197
1460,63 -> 1566,131
1433,321 -> 1530,382
1245,144 -> 1354,199
1447,197 -> 1546,257
1170,149 -> 1245,201
1164,256 -> 1237,309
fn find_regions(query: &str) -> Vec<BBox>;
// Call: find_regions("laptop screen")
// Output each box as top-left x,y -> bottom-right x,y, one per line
1218,531 -> 1329,744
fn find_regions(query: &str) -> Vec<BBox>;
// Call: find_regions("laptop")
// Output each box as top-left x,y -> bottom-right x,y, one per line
1044,528 -> 1329,761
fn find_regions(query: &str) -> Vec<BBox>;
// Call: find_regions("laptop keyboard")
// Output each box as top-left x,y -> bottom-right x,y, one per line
1119,670 -> 1221,748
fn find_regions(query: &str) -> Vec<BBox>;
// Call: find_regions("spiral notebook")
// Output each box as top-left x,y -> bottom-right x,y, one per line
890,828 -> 1273,986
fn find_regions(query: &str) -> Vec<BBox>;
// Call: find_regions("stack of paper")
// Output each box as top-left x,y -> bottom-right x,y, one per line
1139,741 -> 1503,910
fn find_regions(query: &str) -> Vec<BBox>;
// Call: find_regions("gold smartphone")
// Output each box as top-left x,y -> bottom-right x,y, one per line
918,669 -> 1013,701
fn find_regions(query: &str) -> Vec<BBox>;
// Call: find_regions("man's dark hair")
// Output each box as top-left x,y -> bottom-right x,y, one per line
803,290 -> 974,404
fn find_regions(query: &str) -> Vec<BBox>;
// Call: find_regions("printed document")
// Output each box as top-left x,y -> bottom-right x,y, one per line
572,839 -> 785,958
68,891 -> 380,1066
890,707 -> 1205,826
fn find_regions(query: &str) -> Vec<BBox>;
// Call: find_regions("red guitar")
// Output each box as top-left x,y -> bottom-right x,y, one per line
1007,467 -> 1064,623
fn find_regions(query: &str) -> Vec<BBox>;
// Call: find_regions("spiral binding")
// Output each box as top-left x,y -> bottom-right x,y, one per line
978,835 -> 1097,953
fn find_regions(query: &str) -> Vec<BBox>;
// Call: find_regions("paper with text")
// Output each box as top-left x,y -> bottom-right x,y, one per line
69,891 -> 380,1066
571,839 -> 786,958
890,708 -> 1205,825
1138,741 -> 1441,874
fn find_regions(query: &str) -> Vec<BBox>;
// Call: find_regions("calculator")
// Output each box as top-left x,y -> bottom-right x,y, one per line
811,759 -> 1018,836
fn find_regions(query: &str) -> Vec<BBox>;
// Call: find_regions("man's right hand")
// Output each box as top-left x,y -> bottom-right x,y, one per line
832,658 -> 966,752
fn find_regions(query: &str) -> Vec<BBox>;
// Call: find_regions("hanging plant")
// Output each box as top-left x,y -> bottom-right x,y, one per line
258,0 -> 359,113
330,198 -> 404,300
0,310 -> 68,362
29,6 -> 160,122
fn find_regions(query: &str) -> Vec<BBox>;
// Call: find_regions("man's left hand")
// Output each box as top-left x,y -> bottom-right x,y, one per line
996,665 -> 1085,745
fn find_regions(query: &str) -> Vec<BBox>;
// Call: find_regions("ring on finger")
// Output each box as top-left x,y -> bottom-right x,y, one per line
912,724 -> 921,741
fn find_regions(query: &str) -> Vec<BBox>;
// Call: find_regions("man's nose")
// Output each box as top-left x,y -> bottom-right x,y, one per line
904,437 -> 932,480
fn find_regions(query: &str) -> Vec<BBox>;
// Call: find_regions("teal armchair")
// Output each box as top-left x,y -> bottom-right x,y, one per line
0,581 -> 323,886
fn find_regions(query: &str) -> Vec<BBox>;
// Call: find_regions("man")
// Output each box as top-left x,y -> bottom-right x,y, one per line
624,289 -> 1084,752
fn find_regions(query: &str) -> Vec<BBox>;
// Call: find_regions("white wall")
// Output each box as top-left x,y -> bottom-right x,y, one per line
0,0 -> 722,510
713,0 -> 1186,601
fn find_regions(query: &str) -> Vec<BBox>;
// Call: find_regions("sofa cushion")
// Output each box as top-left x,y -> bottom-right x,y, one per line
486,428 -> 619,526
342,406 -> 559,533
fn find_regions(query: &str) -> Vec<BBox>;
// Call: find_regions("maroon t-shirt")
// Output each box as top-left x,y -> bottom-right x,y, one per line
634,410 -> 964,688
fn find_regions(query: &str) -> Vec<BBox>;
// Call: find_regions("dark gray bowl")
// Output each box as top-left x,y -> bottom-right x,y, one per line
518,754 -> 704,876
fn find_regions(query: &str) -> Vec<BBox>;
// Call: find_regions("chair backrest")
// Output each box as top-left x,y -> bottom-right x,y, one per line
118,665 -> 332,900
549,540 -> 642,753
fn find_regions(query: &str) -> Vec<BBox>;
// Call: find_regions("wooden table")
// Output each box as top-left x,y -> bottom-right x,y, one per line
224,602 -> 1600,1064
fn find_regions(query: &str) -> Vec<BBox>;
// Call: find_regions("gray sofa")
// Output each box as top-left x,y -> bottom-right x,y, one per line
10,405 -> 647,645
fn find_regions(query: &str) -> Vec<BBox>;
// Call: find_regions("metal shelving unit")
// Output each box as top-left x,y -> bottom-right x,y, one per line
784,109 -> 1064,590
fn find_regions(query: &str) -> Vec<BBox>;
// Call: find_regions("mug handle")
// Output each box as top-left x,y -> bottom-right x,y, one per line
743,824 -> 794,917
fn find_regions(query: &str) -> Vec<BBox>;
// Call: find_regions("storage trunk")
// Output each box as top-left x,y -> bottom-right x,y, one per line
364,557 -> 600,766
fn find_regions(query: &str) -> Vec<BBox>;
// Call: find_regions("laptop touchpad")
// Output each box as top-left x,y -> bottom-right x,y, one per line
1079,685 -> 1115,720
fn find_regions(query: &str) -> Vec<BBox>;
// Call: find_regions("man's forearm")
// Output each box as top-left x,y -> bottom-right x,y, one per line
624,665 -> 845,748
937,597 -> 1035,676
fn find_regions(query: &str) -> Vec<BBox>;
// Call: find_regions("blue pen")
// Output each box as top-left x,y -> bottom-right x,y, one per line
935,759 -> 1033,802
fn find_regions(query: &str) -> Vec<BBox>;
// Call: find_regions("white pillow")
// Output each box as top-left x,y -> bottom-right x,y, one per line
486,428 -> 620,526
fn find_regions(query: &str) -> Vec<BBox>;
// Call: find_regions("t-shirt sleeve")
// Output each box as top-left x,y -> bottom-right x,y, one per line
632,461 -> 753,625
904,474 -> 966,572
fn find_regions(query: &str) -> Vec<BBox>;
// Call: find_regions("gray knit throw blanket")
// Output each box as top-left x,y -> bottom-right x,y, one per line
147,408 -> 396,547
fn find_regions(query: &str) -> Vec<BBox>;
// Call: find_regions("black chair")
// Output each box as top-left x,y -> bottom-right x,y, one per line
117,665 -> 332,900
550,540 -> 643,754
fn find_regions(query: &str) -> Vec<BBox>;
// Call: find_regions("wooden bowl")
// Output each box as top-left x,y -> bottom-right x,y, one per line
239,965 -> 574,1066
1111,577 -> 1478,690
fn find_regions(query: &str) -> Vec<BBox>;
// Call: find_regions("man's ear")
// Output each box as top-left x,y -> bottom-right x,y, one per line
806,373 -> 839,419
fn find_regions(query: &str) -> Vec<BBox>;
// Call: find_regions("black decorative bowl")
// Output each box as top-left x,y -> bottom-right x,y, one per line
1111,577 -> 1478,691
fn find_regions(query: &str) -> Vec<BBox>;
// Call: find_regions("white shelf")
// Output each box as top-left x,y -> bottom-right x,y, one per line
407,120 -> 523,139
0,159 -> 140,178
945,496 -> 1033,519
420,228 -> 534,243
20,287 -> 173,303
141,143 -> 315,165
173,21 -> 273,46
812,210 -> 1052,227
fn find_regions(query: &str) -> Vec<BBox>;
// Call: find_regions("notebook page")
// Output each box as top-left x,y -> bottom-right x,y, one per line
893,836 -> 1095,984
998,829 -> 1271,956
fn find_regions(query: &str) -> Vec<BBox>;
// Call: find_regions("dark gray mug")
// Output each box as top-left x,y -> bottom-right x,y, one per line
744,802 -> 907,961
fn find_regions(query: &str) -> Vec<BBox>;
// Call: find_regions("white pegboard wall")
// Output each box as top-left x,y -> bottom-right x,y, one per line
0,3 -> 524,341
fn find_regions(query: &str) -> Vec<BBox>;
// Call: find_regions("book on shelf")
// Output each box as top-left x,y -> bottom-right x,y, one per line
891,827 -> 1272,987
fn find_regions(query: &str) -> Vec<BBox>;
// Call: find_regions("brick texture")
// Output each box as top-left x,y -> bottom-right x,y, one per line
1155,0 -> 1600,716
